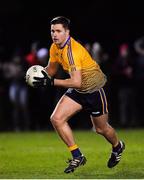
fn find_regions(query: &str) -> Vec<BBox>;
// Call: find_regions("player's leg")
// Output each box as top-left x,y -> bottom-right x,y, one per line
50,94 -> 86,173
51,94 -> 82,146
91,114 -> 119,147
91,113 -> 125,168
90,87 -> 125,168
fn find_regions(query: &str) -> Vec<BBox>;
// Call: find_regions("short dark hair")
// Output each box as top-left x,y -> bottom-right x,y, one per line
50,16 -> 70,30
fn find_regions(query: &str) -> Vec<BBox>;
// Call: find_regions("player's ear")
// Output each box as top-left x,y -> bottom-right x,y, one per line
66,29 -> 70,35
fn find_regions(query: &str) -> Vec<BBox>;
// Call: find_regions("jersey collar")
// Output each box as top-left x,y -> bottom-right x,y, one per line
60,36 -> 71,49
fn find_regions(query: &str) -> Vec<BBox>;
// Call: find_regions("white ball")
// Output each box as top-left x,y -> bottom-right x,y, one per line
26,65 -> 44,87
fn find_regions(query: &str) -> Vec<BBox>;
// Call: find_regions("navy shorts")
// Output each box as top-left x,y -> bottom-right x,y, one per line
65,88 -> 108,117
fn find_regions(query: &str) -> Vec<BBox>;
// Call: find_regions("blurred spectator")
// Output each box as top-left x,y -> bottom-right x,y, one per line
84,43 -> 92,55
91,42 -> 109,64
112,43 -> 136,127
91,42 -> 101,63
3,49 -> 30,131
36,47 -> 48,66
91,42 -> 110,76
25,41 -> 39,66
133,36 -> 144,126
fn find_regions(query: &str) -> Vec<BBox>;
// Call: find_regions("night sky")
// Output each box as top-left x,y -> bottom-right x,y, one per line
0,0 -> 144,57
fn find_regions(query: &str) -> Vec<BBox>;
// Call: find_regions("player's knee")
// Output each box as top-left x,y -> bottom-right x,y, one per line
50,114 -> 62,127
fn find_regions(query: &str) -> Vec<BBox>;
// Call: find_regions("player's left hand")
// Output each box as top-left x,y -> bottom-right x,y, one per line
33,70 -> 54,88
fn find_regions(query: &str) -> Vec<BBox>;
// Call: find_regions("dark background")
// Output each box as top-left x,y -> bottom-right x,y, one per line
0,0 -> 144,57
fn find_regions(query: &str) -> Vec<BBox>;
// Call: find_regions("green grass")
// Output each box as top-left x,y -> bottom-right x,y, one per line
0,129 -> 144,179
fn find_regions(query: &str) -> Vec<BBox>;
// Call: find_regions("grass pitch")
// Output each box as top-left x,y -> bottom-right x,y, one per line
0,129 -> 144,179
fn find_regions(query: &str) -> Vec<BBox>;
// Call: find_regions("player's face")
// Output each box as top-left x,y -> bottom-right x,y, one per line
51,24 -> 69,47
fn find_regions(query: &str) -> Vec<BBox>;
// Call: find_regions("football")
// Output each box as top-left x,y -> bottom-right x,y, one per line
26,65 -> 44,87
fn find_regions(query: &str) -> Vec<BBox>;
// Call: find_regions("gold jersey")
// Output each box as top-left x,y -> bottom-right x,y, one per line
49,37 -> 107,93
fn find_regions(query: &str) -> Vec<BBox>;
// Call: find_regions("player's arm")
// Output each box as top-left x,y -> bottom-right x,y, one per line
44,61 -> 59,77
54,70 -> 82,88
